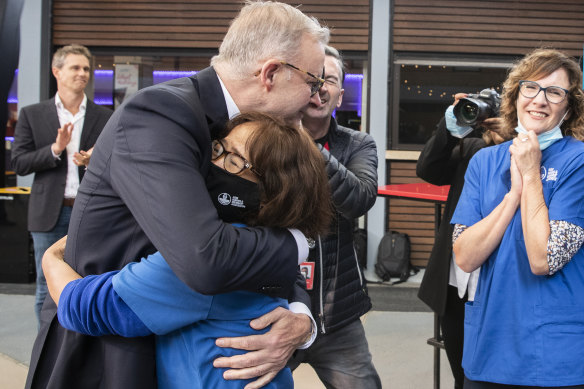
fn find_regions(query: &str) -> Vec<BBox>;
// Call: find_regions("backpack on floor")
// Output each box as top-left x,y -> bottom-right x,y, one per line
375,231 -> 417,284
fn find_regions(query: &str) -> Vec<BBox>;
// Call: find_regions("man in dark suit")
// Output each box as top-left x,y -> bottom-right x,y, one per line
26,2 -> 330,389
11,44 -> 112,325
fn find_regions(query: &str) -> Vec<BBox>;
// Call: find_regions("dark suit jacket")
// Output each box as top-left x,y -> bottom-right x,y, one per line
26,67 -> 307,389
416,118 -> 486,315
11,98 -> 112,232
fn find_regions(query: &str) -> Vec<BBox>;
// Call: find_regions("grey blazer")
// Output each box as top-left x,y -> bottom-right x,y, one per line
11,98 -> 112,231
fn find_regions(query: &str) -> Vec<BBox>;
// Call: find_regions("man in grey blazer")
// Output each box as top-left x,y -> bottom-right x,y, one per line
26,3 -> 330,389
11,44 -> 112,325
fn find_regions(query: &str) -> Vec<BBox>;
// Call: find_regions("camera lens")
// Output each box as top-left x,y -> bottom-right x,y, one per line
460,102 -> 479,124
452,89 -> 501,129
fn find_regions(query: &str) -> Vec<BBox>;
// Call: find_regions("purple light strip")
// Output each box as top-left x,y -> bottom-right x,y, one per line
93,99 -> 114,105
94,69 -> 114,76
153,70 -> 198,77
9,70 -> 363,115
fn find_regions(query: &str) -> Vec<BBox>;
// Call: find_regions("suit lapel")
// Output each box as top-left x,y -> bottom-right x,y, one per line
42,97 -> 96,149
192,67 -> 229,139
80,101 -> 97,150
43,99 -> 61,141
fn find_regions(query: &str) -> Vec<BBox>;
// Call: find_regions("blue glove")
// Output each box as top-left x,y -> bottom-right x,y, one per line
445,105 -> 473,138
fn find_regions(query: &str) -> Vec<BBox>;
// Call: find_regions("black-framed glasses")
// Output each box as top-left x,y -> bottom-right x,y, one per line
519,80 -> 569,104
211,139 -> 261,176
279,61 -> 325,96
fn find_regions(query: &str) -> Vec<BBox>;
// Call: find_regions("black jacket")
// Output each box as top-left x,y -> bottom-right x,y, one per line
416,118 -> 486,315
308,119 -> 378,334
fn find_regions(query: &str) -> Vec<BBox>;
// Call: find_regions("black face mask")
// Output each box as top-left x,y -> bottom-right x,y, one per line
206,164 -> 260,224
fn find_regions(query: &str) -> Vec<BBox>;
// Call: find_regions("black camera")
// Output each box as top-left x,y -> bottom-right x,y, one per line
453,88 -> 501,127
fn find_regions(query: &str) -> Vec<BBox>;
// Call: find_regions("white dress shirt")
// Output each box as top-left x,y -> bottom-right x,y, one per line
53,93 -> 87,199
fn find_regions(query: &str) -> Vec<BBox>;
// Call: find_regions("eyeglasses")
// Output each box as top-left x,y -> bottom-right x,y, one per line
279,61 -> 325,96
519,80 -> 569,104
212,140 -> 261,177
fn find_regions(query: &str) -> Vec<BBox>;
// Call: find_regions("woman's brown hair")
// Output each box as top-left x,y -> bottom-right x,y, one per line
499,48 -> 584,140
223,112 -> 332,238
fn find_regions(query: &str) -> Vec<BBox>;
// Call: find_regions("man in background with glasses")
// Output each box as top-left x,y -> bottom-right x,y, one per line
287,45 -> 381,388
26,2 -> 329,389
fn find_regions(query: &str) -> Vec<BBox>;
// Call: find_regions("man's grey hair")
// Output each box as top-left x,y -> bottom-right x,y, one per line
52,44 -> 92,69
325,45 -> 345,85
211,1 -> 330,79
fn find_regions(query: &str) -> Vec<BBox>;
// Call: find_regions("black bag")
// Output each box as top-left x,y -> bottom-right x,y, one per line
375,231 -> 418,284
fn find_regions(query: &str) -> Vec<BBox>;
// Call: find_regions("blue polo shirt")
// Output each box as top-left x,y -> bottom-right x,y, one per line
452,136 -> 584,386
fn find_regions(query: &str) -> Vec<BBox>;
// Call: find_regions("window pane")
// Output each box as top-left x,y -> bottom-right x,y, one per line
397,64 -> 508,148
92,55 -> 212,109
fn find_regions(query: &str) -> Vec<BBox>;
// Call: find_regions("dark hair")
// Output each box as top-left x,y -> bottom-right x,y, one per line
499,48 -> 584,140
224,112 -> 332,237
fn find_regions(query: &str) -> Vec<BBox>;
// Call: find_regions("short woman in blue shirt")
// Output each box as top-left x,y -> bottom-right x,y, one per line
42,112 -> 332,389
452,48 -> 584,388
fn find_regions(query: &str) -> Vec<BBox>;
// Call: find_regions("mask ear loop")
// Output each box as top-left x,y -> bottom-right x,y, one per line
561,109 -> 569,122
555,109 -> 569,131
538,109 -> 570,135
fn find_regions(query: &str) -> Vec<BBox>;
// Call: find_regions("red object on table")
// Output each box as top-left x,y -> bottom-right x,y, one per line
377,183 -> 450,202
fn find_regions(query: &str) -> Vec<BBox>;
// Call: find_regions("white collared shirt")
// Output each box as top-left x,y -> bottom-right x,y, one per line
54,93 -> 87,199
216,74 -> 240,119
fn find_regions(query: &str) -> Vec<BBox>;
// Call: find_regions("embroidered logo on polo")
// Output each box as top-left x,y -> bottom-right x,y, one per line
217,193 -> 246,208
541,166 -> 558,182
546,168 -> 558,182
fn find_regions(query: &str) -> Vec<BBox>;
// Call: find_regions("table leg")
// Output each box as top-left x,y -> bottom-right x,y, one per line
434,203 -> 443,389
426,313 -> 445,388
433,313 -> 441,389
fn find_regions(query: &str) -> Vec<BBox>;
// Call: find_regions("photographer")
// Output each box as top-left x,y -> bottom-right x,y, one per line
417,93 -> 504,389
